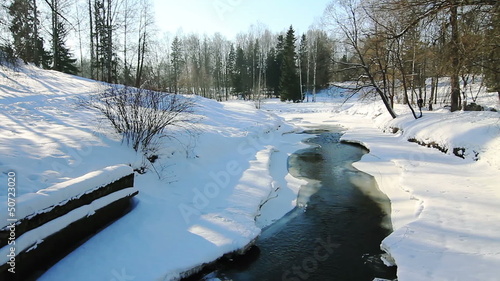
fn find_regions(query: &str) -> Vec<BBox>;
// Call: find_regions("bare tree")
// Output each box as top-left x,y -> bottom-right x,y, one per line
371,0 -> 498,111
324,0 -> 398,118
134,0 -> 154,88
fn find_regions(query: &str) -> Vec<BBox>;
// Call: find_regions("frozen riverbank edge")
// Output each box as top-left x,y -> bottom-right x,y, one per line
332,107 -> 500,281
259,97 -> 500,281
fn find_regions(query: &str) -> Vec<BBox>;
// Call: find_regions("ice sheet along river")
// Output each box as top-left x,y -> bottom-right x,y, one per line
192,128 -> 397,281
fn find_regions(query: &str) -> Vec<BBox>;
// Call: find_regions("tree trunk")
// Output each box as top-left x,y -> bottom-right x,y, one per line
32,0 -> 40,66
92,0 -> 99,80
312,38 -> 317,103
51,0 -> 57,69
76,3 -> 85,73
450,3 -> 461,112
306,46 -> 310,102
135,32 -> 146,88
402,72 -> 420,119
123,0 -> 128,84
298,52 -> 303,101
378,87 -> 398,118
429,76 -> 436,111
106,0 -> 113,83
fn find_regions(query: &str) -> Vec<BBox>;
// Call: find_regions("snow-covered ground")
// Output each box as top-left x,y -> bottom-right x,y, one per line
0,64 -> 308,280
1,63 -> 499,280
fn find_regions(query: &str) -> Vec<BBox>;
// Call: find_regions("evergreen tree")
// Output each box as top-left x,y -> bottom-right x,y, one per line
170,36 -> 184,94
233,46 -> 249,98
52,22 -> 78,74
8,0 -> 50,67
314,31 -> 333,90
50,1 -> 78,76
265,47 -> 280,97
279,26 -> 301,102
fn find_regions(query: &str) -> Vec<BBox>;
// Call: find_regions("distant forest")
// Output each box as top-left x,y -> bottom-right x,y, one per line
0,0 -> 498,110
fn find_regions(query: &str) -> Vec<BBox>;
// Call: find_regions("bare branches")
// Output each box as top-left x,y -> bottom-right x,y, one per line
369,0 -> 497,39
81,86 -> 195,152
368,0 -> 450,39
324,0 -> 398,118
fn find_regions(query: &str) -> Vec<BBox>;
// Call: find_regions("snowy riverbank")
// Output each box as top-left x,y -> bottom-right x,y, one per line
262,96 -> 500,281
1,64 -> 499,280
338,109 -> 500,281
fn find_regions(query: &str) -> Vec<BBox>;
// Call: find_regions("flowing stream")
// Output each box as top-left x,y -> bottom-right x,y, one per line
189,129 -> 397,281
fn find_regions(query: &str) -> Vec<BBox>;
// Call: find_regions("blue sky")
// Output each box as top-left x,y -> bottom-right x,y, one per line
153,0 -> 332,38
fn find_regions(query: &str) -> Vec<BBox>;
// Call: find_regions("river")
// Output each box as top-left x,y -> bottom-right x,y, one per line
187,129 -> 396,281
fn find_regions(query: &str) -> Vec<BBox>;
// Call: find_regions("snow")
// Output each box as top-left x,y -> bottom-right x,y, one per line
386,110 -> 500,168
339,118 -> 500,280
344,119 -> 500,280
0,187 -> 138,265
0,64 -> 138,200
1,63 -> 499,280
35,103 -> 304,280
0,164 -> 133,229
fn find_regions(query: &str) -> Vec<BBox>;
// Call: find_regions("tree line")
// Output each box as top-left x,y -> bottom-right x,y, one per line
0,0 -> 335,103
0,0 -> 498,113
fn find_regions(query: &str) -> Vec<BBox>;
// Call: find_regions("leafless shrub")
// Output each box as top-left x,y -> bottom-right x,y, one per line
81,85 -> 195,154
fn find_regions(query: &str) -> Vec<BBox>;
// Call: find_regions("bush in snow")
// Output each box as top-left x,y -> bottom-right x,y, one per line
81,86 -> 194,155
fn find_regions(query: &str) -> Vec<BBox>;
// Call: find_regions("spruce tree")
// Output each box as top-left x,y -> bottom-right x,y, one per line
52,20 -> 78,74
170,36 -> 184,94
266,35 -> 285,97
265,47 -> 280,97
233,46 -> 249,98
8,0 -> 50,67
279,26 -> 301,102
315,31 -> 333,90
47,0 -> 78,74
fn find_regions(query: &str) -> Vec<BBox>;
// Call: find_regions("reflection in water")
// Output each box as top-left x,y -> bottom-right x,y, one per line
190,130 -> 397,281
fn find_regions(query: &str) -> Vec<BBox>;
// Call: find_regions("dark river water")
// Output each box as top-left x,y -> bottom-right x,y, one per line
188,130 -> 397,281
